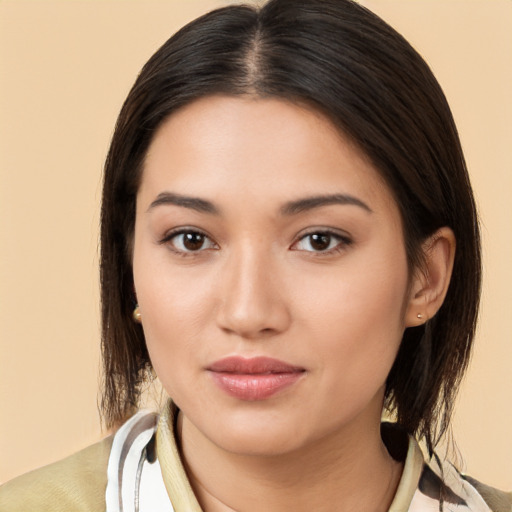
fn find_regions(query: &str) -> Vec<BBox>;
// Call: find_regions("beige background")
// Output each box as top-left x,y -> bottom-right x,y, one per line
1,0 -> 511,489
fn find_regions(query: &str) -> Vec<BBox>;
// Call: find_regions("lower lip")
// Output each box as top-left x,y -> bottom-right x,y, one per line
209,372 -> 304,401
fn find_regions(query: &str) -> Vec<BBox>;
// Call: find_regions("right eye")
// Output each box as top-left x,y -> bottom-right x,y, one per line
162,229 -> 217,254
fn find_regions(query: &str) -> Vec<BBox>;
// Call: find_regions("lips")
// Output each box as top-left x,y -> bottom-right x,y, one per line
207,356 -> 305,401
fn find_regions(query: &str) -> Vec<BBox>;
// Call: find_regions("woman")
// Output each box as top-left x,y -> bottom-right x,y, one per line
1,0 -> 510,510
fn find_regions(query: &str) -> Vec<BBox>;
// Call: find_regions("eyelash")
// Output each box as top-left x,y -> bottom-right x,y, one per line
159,228 -> 352,257
292,229 -> 353,255
159,228 -> 218,257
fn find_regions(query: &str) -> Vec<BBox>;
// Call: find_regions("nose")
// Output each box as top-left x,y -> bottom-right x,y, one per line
215,245 -> 291,340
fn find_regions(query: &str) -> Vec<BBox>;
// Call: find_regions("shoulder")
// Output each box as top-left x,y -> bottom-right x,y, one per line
384,423 -> 512,512
0,435 -> 113,512
461,474 -> 512,512
417,456 -> 512,512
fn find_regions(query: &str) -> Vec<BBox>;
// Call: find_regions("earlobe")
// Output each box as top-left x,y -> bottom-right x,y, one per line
405,227 -> 456,327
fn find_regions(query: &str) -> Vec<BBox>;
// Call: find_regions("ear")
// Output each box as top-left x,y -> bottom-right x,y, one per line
404,227 -> 456,327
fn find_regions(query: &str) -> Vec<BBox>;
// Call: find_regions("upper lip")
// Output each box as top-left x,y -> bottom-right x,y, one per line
207,356 -> 305,374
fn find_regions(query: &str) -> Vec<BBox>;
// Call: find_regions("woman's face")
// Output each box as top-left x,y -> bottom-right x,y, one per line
133,95 -> 416,456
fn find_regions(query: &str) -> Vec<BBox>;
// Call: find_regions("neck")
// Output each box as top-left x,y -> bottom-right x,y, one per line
177,407 -> 403,512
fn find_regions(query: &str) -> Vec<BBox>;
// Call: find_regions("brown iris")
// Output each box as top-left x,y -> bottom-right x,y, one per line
309,233 -> 331,251
183,232 -> 206,251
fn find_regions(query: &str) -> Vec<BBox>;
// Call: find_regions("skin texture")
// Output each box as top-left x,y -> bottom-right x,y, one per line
132,95 -> 455,512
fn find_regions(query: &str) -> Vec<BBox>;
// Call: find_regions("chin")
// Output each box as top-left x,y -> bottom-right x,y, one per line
211,425 -> 306,457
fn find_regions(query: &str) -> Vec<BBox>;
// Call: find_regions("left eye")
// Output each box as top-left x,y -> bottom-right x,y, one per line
166,230 -> 217,252
293,232 -> 348,252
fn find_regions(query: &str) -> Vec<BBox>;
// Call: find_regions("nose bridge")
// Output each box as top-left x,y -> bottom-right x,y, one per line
216,240 -> 289,338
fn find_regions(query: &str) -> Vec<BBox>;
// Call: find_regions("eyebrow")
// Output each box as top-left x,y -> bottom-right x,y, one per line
281,194 -> 372,215
148,192 -> 220,214
147,192 -> 372,216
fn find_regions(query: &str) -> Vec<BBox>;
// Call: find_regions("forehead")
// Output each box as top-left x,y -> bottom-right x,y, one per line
140,95 -> 397,217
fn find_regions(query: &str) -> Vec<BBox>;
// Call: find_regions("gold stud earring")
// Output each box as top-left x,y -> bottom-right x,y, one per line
133,305 -> 142,323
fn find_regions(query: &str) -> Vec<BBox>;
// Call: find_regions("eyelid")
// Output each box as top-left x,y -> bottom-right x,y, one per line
159,227 -> 218,254
291,228 -> 353,253
158,226 -> 352,256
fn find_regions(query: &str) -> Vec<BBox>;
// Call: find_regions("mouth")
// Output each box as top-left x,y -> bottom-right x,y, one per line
206,356 -> 306,401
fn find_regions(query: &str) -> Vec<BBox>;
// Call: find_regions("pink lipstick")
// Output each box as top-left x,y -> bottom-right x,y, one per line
207,356 -> 305,401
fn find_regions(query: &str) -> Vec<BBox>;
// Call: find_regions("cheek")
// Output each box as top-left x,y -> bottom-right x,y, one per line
133,249 -> 216,388
295,248 -> 409,374
134,232 -> 214,323
298,253 -> 408,330
136,269 -> 208,345
139,296 -> 202,401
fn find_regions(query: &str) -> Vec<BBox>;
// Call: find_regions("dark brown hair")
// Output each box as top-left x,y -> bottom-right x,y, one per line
100,0 -> 481,455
